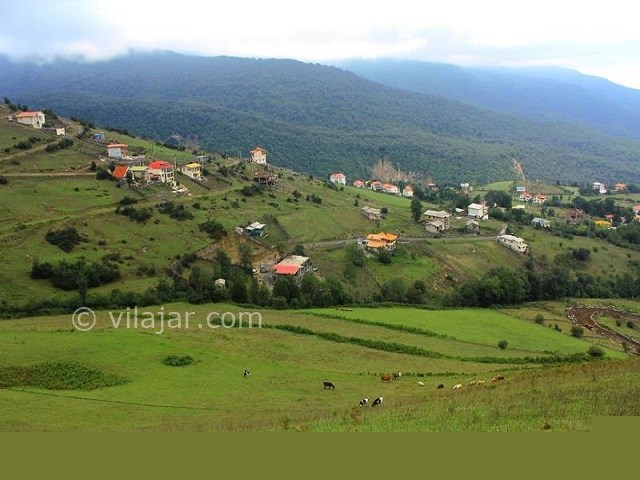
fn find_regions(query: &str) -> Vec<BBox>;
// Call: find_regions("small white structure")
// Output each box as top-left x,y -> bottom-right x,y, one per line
402,185 -> 414,197
592,182 -> 607,194
362,206 -> 382,221
250,146 -> 267,165
353,179 -> 366,188
215,278 -> 226,288
498,234 -> 530,254
531,217 -> 551,228
467,203 -> 488,220
329,173 -> 346,185
107,143 -> 127,160
15,111 -> 45,128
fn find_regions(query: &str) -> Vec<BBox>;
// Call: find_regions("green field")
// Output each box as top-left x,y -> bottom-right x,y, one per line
0,302 -> 636,431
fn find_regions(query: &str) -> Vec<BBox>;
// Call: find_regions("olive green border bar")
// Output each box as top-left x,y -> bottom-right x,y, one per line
0,430 -> 636,478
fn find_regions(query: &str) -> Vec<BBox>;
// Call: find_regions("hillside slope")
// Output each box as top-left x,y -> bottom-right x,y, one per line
2,52 -> 640,184
337,59 -> 640,139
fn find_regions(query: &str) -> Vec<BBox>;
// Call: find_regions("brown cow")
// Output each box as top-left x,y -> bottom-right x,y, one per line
491,375 -> 505,382
381,373 -> 393,382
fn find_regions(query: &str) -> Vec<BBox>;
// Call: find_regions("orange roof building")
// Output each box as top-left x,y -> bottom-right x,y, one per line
111,165 -> 130,180
366,232 -> 398,251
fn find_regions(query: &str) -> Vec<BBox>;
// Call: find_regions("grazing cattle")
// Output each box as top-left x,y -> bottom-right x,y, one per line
359,398 -> 369,407
436,384 -> 445,389
243,369 -> 250,378
453,384 -> 462,390
417,381 -> 424,386
492,375 -> 505,383
323,381 -> 336,390
469,380 -> 477,386
380,373 -> 393,383
371,397 -> 383,407
392,371 -> 402,380
477,380 -> 485,385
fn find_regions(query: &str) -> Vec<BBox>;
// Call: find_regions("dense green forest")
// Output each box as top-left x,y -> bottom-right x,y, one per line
2,52 -> 640,183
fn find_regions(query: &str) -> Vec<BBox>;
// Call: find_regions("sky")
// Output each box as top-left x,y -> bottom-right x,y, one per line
2,0 -> 640,89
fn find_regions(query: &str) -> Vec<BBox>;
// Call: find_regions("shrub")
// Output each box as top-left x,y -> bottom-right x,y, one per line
498,340 -> 509,350
45,227 -> 86,252
162,355 -> 194,366
570,325 -> 584,338
0,175 -> 7,185
587,345 -> 605,358
534,314 -> 545,325
627,320 -> 635,330
198,220 -> 227,240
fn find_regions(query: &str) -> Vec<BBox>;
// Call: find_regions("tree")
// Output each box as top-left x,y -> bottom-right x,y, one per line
410,197 -> 423,223
570,325 -> 584,338
237,243 -> 253,272
498,340 -> 508,350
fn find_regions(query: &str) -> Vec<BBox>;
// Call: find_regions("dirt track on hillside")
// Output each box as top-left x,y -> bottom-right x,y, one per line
565,305 -> 640,353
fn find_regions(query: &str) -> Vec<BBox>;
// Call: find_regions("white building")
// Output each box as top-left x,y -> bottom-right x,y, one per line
467,203 -> 488,220
402,185 -> 414,197
15,111 -> 45,128
498,234 -> 530,254
250,146 -> 268,165
329,173 -> 346,185
107,143 -> 127,160
147,160 -> 175,185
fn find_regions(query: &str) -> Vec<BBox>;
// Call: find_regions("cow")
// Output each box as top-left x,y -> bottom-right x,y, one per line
392,371 -> 402,380
243,369 -> 250,378
453,384 -> 462,390
323,381 -> 336,390
436,383 -> 445,389
417,381 -> 424,386
371,397 -> 383,407
380,373 -> 393,383
492,375 -> 505,383
359,398 -> 369,407
468,380 -> 477,386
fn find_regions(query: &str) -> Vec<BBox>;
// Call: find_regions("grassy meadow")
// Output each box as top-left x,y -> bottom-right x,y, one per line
0,302 -> 636,431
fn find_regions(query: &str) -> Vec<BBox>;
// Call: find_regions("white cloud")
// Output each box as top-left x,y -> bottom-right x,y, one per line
1,0 -> 639,88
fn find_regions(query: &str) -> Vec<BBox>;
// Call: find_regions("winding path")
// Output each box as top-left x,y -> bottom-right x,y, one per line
565,305 -> 640,353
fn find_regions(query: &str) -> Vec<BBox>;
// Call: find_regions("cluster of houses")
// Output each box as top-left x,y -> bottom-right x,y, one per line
592,181 -> 628,195
329,172 -> 416,198
103,142 -> 204,191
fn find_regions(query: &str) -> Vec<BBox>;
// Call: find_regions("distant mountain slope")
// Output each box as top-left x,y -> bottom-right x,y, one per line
336,59 -> 640,139
2,51 -> 640,184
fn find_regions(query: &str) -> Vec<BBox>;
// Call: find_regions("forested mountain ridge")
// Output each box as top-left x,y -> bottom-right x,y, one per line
2,51 -> 640,184
336,59 -> 640,139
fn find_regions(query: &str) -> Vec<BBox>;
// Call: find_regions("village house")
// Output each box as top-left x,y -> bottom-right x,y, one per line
531,217 -> 551,228
533,193 -> 547,204
244,222 -> 266,237
107,143 -> 128,160
129,165 -> 150,184
592,182 -> 607,194
369,180 -> 383,191
15,111 -> 45,129
423,210 -> 451,232
466,219 -> 480,234
147,160 -> 175,185
273,255 -> 312,281
361,206 -> 382,221
519,192 -> 533,202
565,208 -> 585,224
179,162 -> 202,180
594,219 -> 612,229
426,178 -> 437,191
467,203 -> 488,220
614,182 -> 627,192
402,185 -> 414,197
250,146 -> 268,165
381,183 -> 400,195
366,232 -> 398,252
329,173 -> 346,185
111,164 -> 130,182
253,170 -> 277,188
498,234 -> 530,254
353,179 -> 365,188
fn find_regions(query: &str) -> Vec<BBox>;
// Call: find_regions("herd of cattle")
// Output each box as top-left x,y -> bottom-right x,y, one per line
319,372 -> 506,408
